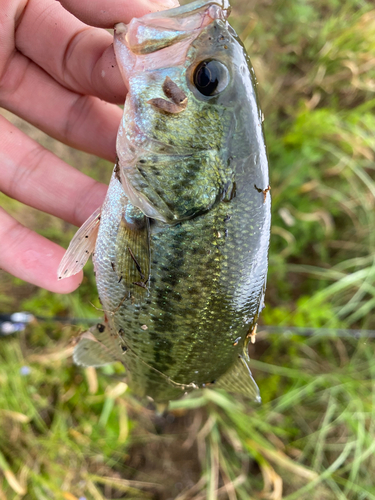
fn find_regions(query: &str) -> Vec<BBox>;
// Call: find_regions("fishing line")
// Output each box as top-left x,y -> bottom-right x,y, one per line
0,312 -> 374,339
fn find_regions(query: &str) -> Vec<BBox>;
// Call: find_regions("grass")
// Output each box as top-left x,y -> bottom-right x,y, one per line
1,329 -> 375,499
0,0 -> 375,498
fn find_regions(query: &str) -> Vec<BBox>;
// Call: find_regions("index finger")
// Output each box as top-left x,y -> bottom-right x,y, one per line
59,0 -> 179,28
14,0 -> 179,106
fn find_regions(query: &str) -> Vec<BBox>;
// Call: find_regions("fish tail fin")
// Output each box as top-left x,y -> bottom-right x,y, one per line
215,351 -> 261,403
58,207 -> 101,280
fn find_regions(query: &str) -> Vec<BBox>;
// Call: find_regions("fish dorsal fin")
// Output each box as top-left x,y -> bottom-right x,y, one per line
115,204 -> 150,303
73,324 -> 125,367
58,207 -> 101,280
215,352 -> 261,403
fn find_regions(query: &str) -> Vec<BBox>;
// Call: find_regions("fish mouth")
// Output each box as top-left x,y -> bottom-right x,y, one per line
115,0 -> 231,55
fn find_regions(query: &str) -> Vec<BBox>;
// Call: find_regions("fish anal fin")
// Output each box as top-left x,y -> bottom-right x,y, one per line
215,352 -> 261,403
115,203 -> 150,303
73,323 -> 124,367
58,207 -> 101,280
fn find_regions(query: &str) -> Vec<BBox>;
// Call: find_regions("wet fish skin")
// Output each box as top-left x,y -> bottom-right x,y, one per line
60,0 -> 271,403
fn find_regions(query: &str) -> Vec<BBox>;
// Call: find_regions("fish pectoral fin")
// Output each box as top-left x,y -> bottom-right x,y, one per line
115,204 -> 150,302
215,352 -> 261,403
73,324 -> 125,367
58,207 -> 101,280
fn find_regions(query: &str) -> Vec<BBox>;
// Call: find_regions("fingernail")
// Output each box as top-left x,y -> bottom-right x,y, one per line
150,0 -> 180,8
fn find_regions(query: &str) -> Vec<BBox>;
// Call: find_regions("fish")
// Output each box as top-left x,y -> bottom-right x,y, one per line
58,0 -> 271,404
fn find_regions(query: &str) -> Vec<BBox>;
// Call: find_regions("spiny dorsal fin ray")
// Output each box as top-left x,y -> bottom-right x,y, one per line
215,351 -> 261,403
115,203 -> 150,304
58,207 -> 101,280
73,324 -> 125,367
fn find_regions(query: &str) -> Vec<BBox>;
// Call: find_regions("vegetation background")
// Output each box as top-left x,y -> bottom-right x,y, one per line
0,0 -> 375,498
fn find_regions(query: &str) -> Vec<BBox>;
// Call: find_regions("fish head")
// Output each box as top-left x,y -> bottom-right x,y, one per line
114,0 -> 267,223
114,1 -> 231,86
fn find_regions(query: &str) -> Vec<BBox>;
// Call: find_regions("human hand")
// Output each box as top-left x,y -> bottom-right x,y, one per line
0,0 -> 179,294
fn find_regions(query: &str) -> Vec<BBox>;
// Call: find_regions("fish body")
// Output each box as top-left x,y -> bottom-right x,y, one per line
59,0 -> 270,403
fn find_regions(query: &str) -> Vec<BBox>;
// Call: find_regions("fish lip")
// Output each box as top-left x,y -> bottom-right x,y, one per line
114,22 -> 126,35
114,0 -> 230,30
114,0 -> 231,54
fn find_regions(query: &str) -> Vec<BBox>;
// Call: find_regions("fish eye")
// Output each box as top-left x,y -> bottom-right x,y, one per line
193,60 -> 229,97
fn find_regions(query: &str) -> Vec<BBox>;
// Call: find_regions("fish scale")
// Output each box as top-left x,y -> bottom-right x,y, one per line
93,172 -> 269,400
59,0 -> 271,404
